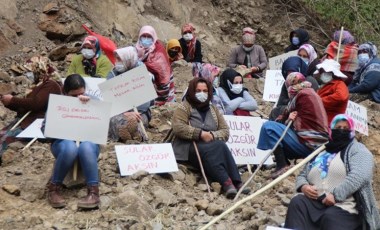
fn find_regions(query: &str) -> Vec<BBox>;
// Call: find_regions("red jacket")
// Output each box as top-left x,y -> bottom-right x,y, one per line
317,79 -> 349,125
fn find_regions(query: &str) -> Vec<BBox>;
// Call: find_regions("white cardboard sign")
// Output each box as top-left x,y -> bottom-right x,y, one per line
345,100 -> 368,135
223,115 -> 273,165
44,94 -> 111,144
263,70 -> 285,102
98,65 -> 157,116
16,118 -> 45,139
268,50 -> 298,70
61,77 -> 106,100
115,143 -> 179,176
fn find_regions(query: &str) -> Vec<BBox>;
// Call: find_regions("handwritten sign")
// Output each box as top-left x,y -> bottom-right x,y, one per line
345,100 -> 368,135
98,65 -> 157,116
61,77 -> 105,100
115,143 -> 179,176
16,118 -> 45,139
268,50 -> 298,70
223,115 -> 273,165
263,70 -> 285,102
44,94 -> 111,144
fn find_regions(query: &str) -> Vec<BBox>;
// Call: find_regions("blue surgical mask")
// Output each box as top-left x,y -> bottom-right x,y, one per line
358,53 -> 370,66
140,37 -> 154,48
292,37 -> 300,46
195,92 -> 208,102
301,57 -> 309,65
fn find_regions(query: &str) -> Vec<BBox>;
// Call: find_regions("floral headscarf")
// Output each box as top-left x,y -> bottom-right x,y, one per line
333,30 -> 355,45
298,44 -> 318,63
114,46 -> 139,70
192,63 -> 220,83
82,36 -> 101,57
330,114 -> 355,139
242,27 -> 255,45
181,23 -> 197,61
285,72 -> 312,99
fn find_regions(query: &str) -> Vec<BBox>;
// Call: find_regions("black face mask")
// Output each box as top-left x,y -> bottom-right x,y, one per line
168,50 -> 179,58
331,129 -> 351,141
325,129 -> 353,154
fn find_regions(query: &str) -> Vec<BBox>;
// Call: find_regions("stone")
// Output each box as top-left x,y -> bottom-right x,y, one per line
0,82 -> 16,94
170,169 -> 186,181
152,186 -> 177,206
194,199 -> 209,210
241,207 -> 256,220
43,2 -> 60,14
22,47 -> 32,53
48,45 -> 80,61
206,204 -> 224,216
131,170 -> 149,180
211,182 -> 221,194
6,19 -> 24,34
158,124 -> 171,132
1,149 -> 16,165
197,184 -> 209,191
2,184 -> 20,196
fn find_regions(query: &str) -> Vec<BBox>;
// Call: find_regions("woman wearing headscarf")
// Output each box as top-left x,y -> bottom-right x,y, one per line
136,25 -> 175,106
227,27 -> 267,78
349,42 -> 380,103
67,36 -> 113,78
285,114 -> 380,230
297,44 -> 318,66
258,72 -> 329,179
285,28 -> 310,53
106,46 -> 153,142
171,78 -> 249,199
269,56 -> 318,120
217,68 -> 258,116
178,23 -> 202,63
166,39 -> 184,64
314,59 -> 349,124
323,30 -> 358,85
0,56 -> 62,163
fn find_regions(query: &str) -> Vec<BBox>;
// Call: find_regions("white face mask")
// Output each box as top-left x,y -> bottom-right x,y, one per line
231,84 -> 243,94
195,92 -> 208,102
320,72 -> 333,83
358,53 -> 370,66
183,33 -> 193,41
81,48 -> 95,59
114,62 -> 126,73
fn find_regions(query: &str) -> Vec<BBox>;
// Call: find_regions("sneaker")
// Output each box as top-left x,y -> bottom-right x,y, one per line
235,183 -> 251,195
223,184 -> 237,199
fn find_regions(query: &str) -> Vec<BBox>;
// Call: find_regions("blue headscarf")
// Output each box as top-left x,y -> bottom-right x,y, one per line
281,56 -> 308,79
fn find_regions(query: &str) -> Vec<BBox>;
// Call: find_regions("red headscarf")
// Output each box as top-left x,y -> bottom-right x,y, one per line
181,23 -> 196,61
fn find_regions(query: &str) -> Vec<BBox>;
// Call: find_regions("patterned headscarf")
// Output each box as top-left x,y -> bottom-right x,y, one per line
136,25 -> 158,60
330,114 -> 355,139
333,30 -> 355,45
181,23 -> 196,61
285,72 -> 311,99
192,63 -> 220,83
114,46 -> 139,70
298,44 -> 318,63
81,36 -> 101,57
358,42 -> 378,59
242,27 -> 255,45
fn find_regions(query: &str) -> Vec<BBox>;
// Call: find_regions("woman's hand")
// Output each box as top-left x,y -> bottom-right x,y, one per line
200,131 -> 214,142
322,193 -> 336,206
251,66 -> 259,73
123,111 -> 142,121
78,95 -> 90,104
1,94 -> 13,106
288,111 -> 298,121
301,184 -> 318,200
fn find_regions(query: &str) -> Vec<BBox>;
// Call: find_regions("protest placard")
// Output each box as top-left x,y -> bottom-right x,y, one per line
61,77 -> 105,100
16,118 -> 45,139
345,100 -> 368,135
223,115 -> 273,165
263,70 -> 285,102
98,65 -> 157,116
268,50 -> 298,70
44,94 -> 111,144
115,143 -> 178,176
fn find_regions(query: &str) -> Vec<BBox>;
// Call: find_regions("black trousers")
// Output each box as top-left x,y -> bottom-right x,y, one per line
188,140 -> 241,185
285,194 -> 362,230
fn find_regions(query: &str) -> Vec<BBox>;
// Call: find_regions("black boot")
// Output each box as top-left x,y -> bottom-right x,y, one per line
271,148 -> 289,179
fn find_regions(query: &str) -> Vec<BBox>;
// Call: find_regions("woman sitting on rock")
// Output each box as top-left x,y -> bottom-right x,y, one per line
285,114 -> 380,230
258,72 -> 329,179
171,78 -> 249,199
45,74 -> 101,209
166,39 -> 184,64
217,68 -> 258,116
178,23 -> 202,63
0,56 -> 62,164
297,44 -> 318,67
285,28 -> 310,53
106,46 -> 152,142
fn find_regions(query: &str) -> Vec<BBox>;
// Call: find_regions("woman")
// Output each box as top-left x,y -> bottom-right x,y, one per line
106,46 -> 152,142
323,30 -> 358,85
298,44 -> 318,66
217,68 -> 258,116
285,114 -> 380,230
171,78 -> 249,198
0,56 -> 62,162
227,27 -> 267,78
136,25 -> 175,106
46,74 -> 101,209
166,39 -> 184,64
315,59 -> 349,124
349,42 -> 380,103
285,28 -> 310,53
178,23 -> 202,63
258,72 -> 329,179
67,36 -> 113,78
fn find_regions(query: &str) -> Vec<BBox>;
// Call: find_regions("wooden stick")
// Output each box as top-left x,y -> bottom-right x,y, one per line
10,111 -> 31,131
134,107 -> 149,141
193,141 -> 211,194
247,164 -> 252,174
199,144 -> 326,230
73,141 -> 80,181
22,137 -> 38,151
234,121 -> 293,201
336,26 -> 344,62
